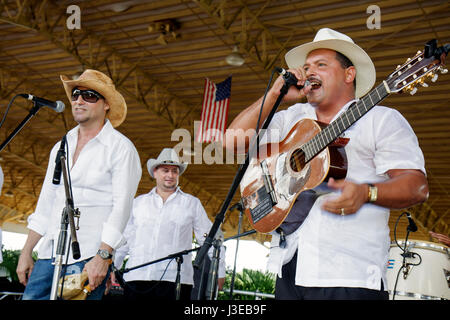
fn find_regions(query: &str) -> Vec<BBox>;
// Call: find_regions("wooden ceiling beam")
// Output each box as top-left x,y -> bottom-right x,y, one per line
194,0 -> 293,71
0,1 -> 198,131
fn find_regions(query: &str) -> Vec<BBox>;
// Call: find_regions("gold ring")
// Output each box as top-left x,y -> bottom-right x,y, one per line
340,208 -> 345,216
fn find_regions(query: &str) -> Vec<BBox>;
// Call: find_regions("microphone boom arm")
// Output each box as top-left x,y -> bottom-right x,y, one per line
0,100 -> 41,152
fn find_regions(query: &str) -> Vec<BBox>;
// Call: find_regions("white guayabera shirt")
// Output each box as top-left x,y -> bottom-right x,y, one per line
266,101 -> 425,290
27,120 -> 142,264
115,187 -> 226,285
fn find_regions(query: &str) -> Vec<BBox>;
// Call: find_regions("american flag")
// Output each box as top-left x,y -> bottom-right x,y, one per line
196,76 -> 231,143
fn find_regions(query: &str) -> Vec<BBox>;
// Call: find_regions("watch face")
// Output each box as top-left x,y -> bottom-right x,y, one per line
98,250 -> 110,259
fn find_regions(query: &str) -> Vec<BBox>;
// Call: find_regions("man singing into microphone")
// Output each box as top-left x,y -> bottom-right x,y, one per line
16,69 -> 142,300
224,28 -> 428,299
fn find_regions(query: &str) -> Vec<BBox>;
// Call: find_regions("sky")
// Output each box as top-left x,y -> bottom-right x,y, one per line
1,230 -> 270,273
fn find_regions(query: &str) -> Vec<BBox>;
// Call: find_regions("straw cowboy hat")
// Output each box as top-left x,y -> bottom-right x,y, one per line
60,69 -> 127,127
147,148 -> 188,178
284,28 -> 376,98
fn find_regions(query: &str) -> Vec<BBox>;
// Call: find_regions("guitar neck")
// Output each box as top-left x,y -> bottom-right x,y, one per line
301,82 -> 390,163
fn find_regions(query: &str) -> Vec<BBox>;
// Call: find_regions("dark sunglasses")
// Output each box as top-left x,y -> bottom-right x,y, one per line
71,89 -> 105,103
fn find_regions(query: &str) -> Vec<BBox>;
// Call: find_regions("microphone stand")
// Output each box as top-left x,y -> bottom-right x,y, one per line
392,212 -> 417,300
205,237 -> 222,300
196,228 -> 256,300
49,153 -> 81,300
0,101 -> 41,152
229,201 -> 244,299
193,73 -> 296,270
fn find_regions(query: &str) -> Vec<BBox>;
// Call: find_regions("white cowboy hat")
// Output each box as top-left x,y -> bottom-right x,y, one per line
284,28 -> 376,98
147,148 -> 188,178
60,69 -> 127,128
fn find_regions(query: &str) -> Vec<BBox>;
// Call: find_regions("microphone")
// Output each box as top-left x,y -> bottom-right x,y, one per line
20,94 -> 65,113
275,67 -> 310,89
406,212 -> 418,232
52,135 -> 67,185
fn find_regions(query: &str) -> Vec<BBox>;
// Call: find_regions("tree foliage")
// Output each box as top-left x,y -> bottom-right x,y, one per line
219,268 -> 275,300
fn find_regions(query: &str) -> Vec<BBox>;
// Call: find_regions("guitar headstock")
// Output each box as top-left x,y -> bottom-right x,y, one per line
386,39 -> 449,95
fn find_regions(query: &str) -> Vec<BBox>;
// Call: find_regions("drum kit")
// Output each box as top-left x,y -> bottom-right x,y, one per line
387,240 -> 450,300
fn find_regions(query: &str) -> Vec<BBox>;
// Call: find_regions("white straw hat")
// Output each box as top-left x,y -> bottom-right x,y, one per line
285,28 -> 376,98
146,148 -> 187,178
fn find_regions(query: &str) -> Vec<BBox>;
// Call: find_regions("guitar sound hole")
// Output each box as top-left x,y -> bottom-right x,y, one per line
289,149 -> 305,172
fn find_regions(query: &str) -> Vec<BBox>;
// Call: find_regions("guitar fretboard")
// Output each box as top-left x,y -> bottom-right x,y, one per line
299,82 -> 390,163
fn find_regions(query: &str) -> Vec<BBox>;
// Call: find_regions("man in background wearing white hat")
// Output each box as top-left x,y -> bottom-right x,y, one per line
225,28 -> 428,299
114,148 -> 225,300
17,69 -> 142,300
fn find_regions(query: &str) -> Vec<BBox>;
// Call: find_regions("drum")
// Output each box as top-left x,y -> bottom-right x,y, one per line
387,240 -> 450,300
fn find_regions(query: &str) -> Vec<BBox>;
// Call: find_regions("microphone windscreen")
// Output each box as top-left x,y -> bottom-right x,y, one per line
55,101 -> 65,113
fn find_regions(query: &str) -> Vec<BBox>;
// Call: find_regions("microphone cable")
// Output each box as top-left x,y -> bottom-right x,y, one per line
0,94 -> 25,129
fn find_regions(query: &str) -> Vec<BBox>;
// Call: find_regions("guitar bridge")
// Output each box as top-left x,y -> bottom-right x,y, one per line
261,160 -> 278,206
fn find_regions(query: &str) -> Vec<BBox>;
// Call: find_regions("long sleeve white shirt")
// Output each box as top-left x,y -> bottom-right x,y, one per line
27,120 -> 142,264
115,187 -> 226,285
266,101 -> 425,290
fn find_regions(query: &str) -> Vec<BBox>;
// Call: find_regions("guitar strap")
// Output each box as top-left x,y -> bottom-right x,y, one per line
276,189 -> 319,248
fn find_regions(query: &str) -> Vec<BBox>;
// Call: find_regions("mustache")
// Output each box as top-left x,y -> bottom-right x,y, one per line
305,77 -> 322,89
72,104 -> 87,109
307,77 -> 322,85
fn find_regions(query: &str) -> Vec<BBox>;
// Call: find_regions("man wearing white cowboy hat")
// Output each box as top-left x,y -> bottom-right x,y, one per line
225,28 -> 427,299
114,148 -> 225,300
17,69 -> 142,300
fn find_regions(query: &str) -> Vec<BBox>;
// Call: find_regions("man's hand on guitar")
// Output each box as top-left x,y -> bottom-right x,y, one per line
321,178 -> 369,216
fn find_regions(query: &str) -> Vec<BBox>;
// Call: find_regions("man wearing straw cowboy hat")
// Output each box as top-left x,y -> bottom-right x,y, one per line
114,148 -> 225,300
225,28 -> 428,299
17,69 -> 142,300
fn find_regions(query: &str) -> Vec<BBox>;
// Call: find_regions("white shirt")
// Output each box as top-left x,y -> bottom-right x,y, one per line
27,120 -> 142,264
266,101 -> 425,290
115,187 -> 226,285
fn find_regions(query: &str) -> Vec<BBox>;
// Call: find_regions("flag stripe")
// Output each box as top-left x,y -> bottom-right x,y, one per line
205,80 -> 216,142
218,99 -> 229,141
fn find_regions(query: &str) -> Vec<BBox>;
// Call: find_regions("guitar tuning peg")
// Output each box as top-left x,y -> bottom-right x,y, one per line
409,87 -> 418,95
439,68 -> 448,74
431,73 -> 438,82
396,65 -> 401,70
420,82 -> 429,87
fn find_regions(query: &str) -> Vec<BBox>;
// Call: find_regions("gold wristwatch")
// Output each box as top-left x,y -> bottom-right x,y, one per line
368,183 -> 378,203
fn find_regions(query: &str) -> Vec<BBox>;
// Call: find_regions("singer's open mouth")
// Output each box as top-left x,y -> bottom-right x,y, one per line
308,78 -> 322,89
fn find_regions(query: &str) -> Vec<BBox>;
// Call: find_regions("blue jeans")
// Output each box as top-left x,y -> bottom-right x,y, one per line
22,259 -> 109,300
